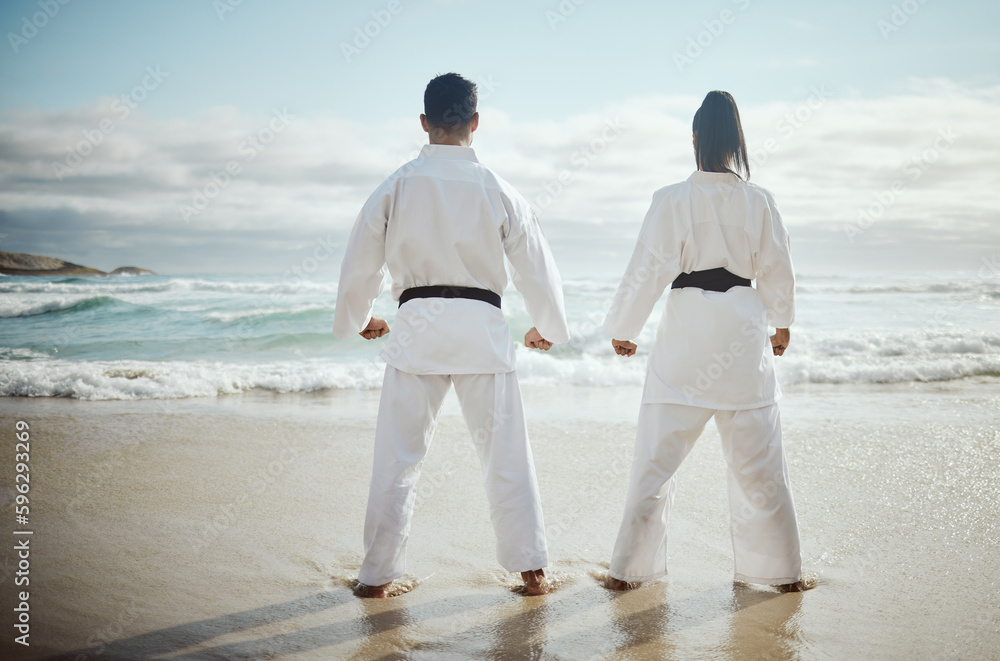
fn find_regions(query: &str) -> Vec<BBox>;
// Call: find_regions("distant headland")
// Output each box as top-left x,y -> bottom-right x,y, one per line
0,251 -> 155,276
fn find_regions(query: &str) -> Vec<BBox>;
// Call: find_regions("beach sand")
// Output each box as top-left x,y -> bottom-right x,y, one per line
1,380 -> 998,660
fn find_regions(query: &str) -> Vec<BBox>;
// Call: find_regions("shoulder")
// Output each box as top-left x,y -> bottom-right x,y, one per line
653,180 -> 690,199
357,168 -> 407,220
646,180 -> 691,216
742,179 -> 780,207
482,167 -> 534,216
382,157 -> 420,188
653,178 -> 702,202
484,167 -> 524,198
365,157 -> 420,202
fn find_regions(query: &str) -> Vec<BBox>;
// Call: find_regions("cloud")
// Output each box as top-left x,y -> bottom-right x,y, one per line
0,78 -> 997,274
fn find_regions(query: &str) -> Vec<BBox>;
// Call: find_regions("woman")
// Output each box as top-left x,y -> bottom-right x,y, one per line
603,90 -> 809,592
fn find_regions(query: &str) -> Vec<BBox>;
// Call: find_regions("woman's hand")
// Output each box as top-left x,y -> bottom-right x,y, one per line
359,316 -> 390,340
770,328 -> 790,356
612,339 -> 637,357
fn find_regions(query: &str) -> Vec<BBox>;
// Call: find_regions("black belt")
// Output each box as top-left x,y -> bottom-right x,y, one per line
671,268 -> 752,292
398,285 -> 501,309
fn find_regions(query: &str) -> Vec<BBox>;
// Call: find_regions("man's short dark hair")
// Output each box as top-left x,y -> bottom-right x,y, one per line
424,73 -> 478,131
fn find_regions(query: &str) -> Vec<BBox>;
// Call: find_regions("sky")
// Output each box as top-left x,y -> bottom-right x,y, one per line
0,0 -> 998,277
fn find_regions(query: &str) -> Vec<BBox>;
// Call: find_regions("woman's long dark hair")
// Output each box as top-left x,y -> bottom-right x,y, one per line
692,90 -> 750,180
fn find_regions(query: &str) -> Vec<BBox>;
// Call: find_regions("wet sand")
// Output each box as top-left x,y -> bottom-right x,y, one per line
1,380 -> 998,660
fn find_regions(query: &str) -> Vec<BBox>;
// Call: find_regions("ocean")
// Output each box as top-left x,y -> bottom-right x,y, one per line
1,270 -> 999,400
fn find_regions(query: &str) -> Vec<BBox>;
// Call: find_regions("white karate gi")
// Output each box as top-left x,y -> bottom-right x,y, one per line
604,170 -> 801,585
333,144 -> 569,586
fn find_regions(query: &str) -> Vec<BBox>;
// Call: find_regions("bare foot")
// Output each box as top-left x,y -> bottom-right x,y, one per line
355,581 -> 391,598
606,577 -> 640,591
520,569 -> 549,596
774,578 -> 815,593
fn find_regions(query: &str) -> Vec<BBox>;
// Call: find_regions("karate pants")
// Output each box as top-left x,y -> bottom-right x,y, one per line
358,365 -> 548,586
609,402 -> 801,585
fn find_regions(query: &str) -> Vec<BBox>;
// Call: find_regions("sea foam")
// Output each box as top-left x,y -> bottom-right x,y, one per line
2,272 -> 998,399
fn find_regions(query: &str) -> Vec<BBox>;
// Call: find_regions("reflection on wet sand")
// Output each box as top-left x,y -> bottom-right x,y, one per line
360,578 -> 804,659
723,585 -> 803,661
367,594 -> 561,661
577,581 -> 801,660
44,577 -> 806,660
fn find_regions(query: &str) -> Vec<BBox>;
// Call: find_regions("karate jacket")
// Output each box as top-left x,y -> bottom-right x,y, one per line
603,170 -> 796,410
333,144 -> 570,375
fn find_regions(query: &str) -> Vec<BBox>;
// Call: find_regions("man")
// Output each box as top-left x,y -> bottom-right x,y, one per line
333,73 -> 569,597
